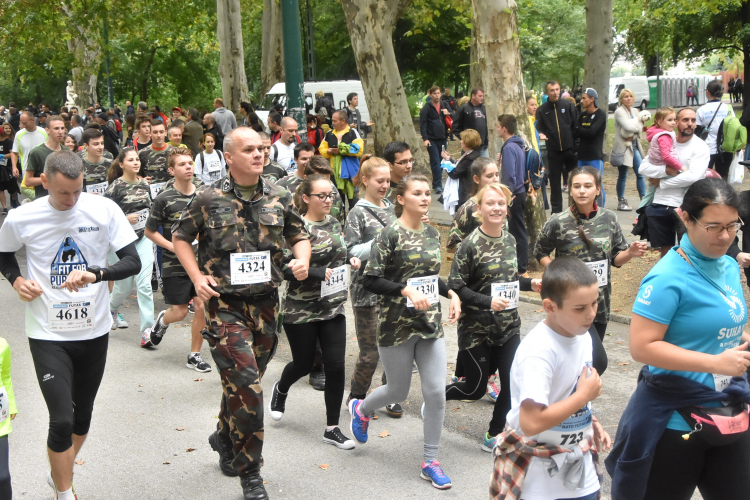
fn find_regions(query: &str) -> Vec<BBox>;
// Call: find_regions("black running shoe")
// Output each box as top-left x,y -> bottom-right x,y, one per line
322,426 -> 355,450
268,381 -> 287,421
386,403 -> 404,418
308,366 -> 326,391
150,310 -> 168,345
240,474 -> 269,500
208,431 -> 238,477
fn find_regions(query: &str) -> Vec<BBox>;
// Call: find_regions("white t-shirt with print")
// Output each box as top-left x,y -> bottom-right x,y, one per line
505,321 -> 599,500
0,193 -> 137,341
195,149 -> 226,184
270,141 -> 296,174
696,100 -> 734,154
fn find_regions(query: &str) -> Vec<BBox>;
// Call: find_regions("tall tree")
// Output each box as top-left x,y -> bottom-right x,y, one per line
340,0 -> 428,167
217,0 -> 250,111
472,0 -> 530,157
583,0 -> 613,114
261,0 -> 285,95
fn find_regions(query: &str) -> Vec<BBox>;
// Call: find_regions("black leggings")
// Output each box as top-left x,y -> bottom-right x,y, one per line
28,334 -> 109,453
643,428 -> 750,500
445,335 -> 520,436
0,435 -> 9,499
279,315 -> 346,426
591,322 -> 608,375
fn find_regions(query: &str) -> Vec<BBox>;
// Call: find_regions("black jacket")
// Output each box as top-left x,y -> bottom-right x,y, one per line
535,98 -> 578,152
205,126 -> 224,151
452,102 -> 488,148
419,100 -> 448,141
447,149 -> 481,207
100,124 -> 120,158
575,107 -> 606,161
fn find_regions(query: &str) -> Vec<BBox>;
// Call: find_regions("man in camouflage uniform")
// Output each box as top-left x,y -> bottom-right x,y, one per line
138,119 -> 173,196
173,127 -> 310,500
260,131 -> 287,182
276,142 -> 315,196
80,128 -> 112,195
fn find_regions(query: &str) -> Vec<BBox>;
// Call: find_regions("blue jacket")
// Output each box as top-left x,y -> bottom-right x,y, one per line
500,135 -> 526,195
605,366 -> 750,500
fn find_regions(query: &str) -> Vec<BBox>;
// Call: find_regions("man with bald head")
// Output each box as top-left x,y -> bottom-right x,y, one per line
202,112 -> 224,151
172,127 -> 310,500
269,116 -> 299,174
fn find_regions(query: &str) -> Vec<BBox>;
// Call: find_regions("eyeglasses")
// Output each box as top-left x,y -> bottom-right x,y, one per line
690,214 -> 743,234
309,193 -> 334,201
395,159 -> 415,166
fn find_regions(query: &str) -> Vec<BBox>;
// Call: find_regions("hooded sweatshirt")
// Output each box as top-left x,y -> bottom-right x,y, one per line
213,107 -> 238,135
500,135 -> 527,195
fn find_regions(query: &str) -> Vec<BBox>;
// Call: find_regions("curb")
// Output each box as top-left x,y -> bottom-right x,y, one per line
520,295 -> 632,325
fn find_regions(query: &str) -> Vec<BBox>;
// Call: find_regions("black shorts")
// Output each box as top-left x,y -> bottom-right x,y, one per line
162,275 -> 196,305
646,204 -> 685,248
0,179 -> 19,194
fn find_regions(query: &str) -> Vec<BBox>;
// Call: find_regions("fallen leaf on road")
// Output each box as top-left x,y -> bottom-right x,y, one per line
319,464 -> 329,470
617,342 -> 623,344
193,378 -> 203,382
186,448 -> 196,452
535,308 -> 543,313
125,306 -> 130,308
138,384 -> 143,387
618,362 -> 630,366
176,428 -> 184,431
163,461 -> 171,465
459,426 -> 467,430
452,407 -> 461,411
130,295 -> 137,298
613,309 -> 622,312
371,414 -> 379,420
183,323 -> 190,327
349,353 -> 353,356
75,459 -> 84,465
378,430 -> 390,438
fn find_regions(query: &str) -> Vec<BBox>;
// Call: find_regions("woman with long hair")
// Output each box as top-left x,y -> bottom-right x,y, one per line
612,88 -> 647,211
0,123 -> 19,212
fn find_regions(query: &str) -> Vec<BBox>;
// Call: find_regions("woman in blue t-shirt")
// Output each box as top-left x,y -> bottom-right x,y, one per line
626,178 -> 750,499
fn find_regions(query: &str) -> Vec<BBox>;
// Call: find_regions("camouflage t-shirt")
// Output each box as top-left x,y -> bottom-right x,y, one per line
534,207 -> 628,323
278,174 -> 345,225
262,160 -> 288,182
145,185 -> 195,278
364,219 -> 444,347
81,155 -> 113,192
385,180 -> 398,205
104,177 -> 153,239
282,215 -> 347,323
138,144 -> 173,182
78,149 -> 113,160
344,200 -> 397,308
172,174 -> 309,297
448,227 -> 521,350
447,197 -> 479,250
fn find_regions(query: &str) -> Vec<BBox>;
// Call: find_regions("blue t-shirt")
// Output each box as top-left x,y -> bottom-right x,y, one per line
632,249 -> 747,431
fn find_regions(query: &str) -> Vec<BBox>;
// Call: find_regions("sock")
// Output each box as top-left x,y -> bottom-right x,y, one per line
57,487 -> 76,500
326,425 -> 337,432
191,352 -> 200,357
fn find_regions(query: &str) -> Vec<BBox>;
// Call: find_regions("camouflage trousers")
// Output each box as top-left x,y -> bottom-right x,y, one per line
349,305 -> 386,399
204,292 -> 279,476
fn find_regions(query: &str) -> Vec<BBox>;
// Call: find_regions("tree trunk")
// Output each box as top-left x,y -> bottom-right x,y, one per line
469,25 -> 483,92
217,0 -> 250,112
66,34 -> 101,108
742,1 -> 750,104
261,0 -> 285,97
583,0 -> 613,117
472,0 -> 530,158
646,55 -> 659,77
140,47 -> 158,104
340,0 -> 429,171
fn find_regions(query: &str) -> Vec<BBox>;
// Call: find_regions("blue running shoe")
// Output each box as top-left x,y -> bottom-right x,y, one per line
482,432 -> 498,452
421,460 -> 452,489
348,399 -> 370,444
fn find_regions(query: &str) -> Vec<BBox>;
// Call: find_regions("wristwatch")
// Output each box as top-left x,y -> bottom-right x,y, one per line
86,266 -> 104,284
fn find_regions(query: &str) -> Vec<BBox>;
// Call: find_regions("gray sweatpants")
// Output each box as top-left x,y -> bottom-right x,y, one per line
359,335 -> 446,462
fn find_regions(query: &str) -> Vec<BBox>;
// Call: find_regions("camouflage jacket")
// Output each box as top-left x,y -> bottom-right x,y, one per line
364,219 -> 444,347
282,215 -> 347,323
278,174 -> 345,225
534,207 -> 628,323
78,149 -> 113,160
385,180 -> 398,205
81,156 -> 113,188
145,185 -> 195,278
104,177 -> 153,238
448,227 -> 521,350
172,174 -> 309,297
344,200 -> 397,308
447,197 -> 479,250
138,144 -> 173,182
262,160 -> 288,182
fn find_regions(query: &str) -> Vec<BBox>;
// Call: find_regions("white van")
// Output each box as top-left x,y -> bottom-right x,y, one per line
255,80 -> 370,131
609,76 -> 650,111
